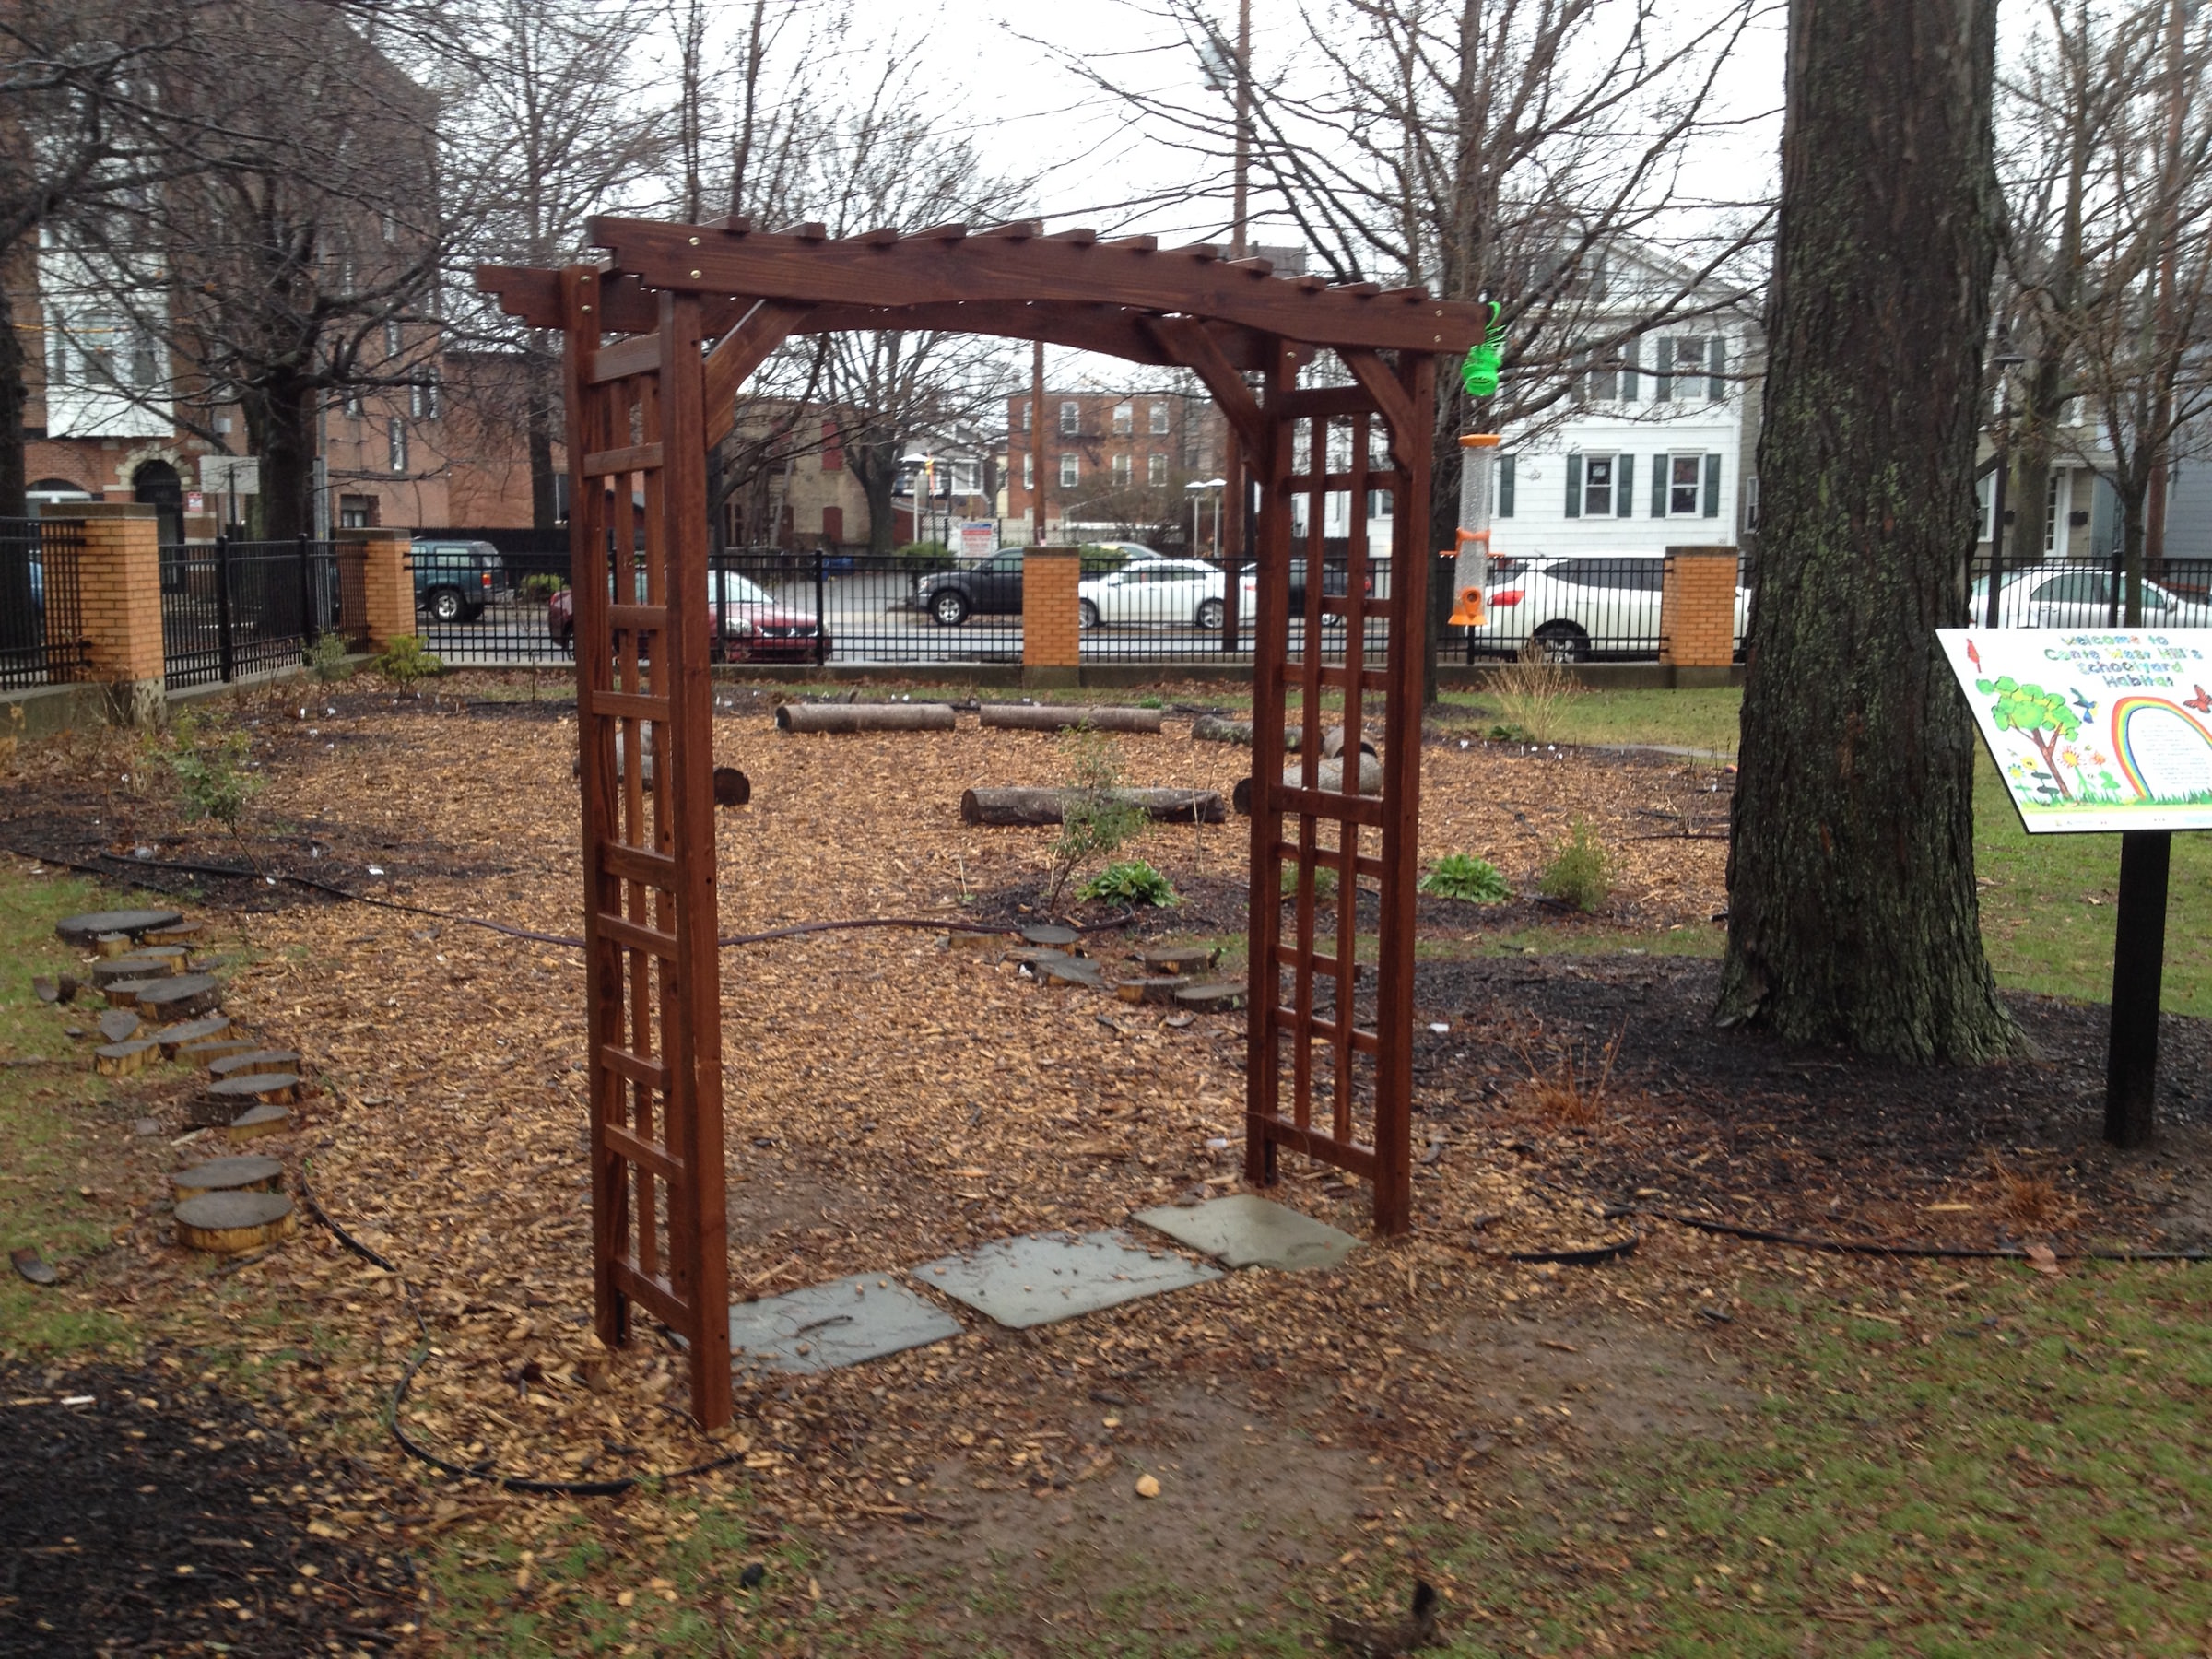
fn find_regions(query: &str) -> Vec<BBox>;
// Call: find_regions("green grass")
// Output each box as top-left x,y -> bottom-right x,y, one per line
1437,687 -> 1746,753
1438,1262 -> 2212,1655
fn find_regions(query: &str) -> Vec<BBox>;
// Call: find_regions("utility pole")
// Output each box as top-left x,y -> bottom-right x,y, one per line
1230,0 -> 1252,258
1031,338 -> 1047,547
2144,0 -> 2189,588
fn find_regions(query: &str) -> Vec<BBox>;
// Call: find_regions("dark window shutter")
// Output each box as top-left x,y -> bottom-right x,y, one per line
1565,453 -> 1582,517
1703,453 -> 1722,517
1498,454 -> 1516,518
1621,339 -> 1639,402
1707,337 -> 1726,401
1616,453 -> 1634,517
1654,338 -> 1673,402
1651,455 -> 1667,516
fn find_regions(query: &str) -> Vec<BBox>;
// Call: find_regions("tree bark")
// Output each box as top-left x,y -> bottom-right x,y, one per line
978,704 -> 1164,733
246,379 -> 318,542
526,350 -> 559,531
1717,0 -> 2021,1063
0,267 -> 29,520
774,701 -> 956,733
960,787 -> 1225,826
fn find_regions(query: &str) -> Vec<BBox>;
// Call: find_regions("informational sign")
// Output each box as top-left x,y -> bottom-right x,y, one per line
1938,628 -> 2212,832
959,521 -> 998,559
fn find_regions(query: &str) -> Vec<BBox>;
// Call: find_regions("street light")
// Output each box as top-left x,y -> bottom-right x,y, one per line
1201,477 -> 1227,558
1186,477 -> 1228,559
900,453 -> 945,553
1984,346 -> 2027,628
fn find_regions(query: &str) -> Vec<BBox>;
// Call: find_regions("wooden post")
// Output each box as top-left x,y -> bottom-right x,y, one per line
2104,829 -> 2171,1149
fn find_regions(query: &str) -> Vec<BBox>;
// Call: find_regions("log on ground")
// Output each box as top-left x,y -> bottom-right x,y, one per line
775,701 -> 956,733
173,1191 -> 295,1254
979,704 -> 1163,734
960,787 -> 1225,827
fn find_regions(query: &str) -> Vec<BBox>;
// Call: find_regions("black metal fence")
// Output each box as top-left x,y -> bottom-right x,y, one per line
160,537 -> 340,690
1966,552 -> 2212,628
0,518 -> 88,689
1452,555 -> 1682,662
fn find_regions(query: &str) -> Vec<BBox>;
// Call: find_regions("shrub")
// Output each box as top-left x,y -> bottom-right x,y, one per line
519,572 -> 567,600
1488,641 -> 1575,743
1419,852 -> 1510,903
1044,728 -> 1144,912
372,634 -> 445,684
1282,858 -> 1338,901
1539,818 -> 1611,912
1078,859 -> 1177,907
166,711 -> 260,833
304,633 -> 353,682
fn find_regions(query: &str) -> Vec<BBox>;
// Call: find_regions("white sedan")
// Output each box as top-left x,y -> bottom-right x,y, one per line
1461,555 -> 1750,662
1077,559 -> 1228,629
1968,567 -> 2212,628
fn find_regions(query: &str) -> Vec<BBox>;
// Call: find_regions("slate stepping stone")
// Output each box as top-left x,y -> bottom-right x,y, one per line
1041,959 -> 1104,989
1132,1194 -> 1361,1272
1173,980 -> 1246,1012
208,1049 -> 300,1081
210,1072 -> 303,1107
133,973 -> 221,1020
1019,922 -> 1082,948
154,1016 -> 230,1058
170,1155 -> 285,1200
225,1104 -> 291,1142
90,952 -> 182,988
910,1230 -> 1222,1330
1138,945 -> 1219,974
55,909 -> 183,947
97,1009 -> 142,1044
727,1272 -> 964,1377
173,1191 -> 294,1253
95,1038 -> 161,1077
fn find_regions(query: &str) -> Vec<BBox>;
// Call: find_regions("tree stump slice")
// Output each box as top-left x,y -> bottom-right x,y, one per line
1114,976 -> 1187,1005
97,1009 -> 143,1044
155,1017 -> 231,1058
1173,981 -> 1247,1011
91,952 -> 182,988
1019,922 -> 1082,947
1006,947 -> 1078,970
96,1039 -> 161,1077
943,931 -> 1005,956
1042,960 -> 1106,989
225,1104 -> 293,1142
173,1191 -> 295,1254
979,704 -> 1164,734
1190,715 -> 1253,745
775,701 -> 957,733
133,973 -> 222,1020
95,933 -> 135,959
210,1072 -> 303,1107
181,1037 -> 258,1065
170,1156 -> 285,1200
713,766 -> 750,807
100,979 -> 160,1009
142,920 -> 205,947
55,909 -> 184,947
1138,946 -> 1219,975
185,1094 -> 237,1129
208,1050 -> 301,1081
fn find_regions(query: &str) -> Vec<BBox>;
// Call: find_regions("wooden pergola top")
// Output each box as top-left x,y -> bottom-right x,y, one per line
477,215 -> 1488,360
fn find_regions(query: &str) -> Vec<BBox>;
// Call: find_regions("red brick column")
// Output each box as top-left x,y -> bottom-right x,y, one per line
1659,546 -> 1741,668
336,528 -> 415,651
41,503 -> 165,724
1022,547 -> 1082,688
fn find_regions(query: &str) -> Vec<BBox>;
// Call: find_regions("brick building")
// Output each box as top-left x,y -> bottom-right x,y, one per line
1003,386 -> 1225,547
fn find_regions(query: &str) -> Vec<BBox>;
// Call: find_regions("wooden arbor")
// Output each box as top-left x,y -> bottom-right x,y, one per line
478,221 -> 1488,1426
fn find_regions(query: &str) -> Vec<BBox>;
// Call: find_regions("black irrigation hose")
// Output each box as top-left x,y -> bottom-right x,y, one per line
300,1175 -> 746,1498
1639,1207 -> 2212,1264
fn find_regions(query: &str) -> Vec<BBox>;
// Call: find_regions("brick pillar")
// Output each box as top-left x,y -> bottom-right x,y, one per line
1022,546 -> 1083,688
336,528 -> 414,651
1659,545 -> 1741,669
41,502 -> 164,725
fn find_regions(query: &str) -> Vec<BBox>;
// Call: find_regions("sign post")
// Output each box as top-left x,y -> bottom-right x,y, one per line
1938,628 -> 2212,1147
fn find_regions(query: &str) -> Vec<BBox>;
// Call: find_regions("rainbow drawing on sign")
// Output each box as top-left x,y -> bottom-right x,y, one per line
2110,695 -> 2212,804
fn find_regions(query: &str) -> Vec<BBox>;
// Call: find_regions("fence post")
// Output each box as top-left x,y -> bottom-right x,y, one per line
1658,545 -> 1741,676
1021,546 -> 1083,689
42,502 -> 165,724
814,548 -> 827,667
297,532 -> 318,652
213,533 -> 237,684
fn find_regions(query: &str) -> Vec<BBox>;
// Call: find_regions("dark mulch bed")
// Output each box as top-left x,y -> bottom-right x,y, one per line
1413,955 -> 2212,1250
0,1362 -> 409,1657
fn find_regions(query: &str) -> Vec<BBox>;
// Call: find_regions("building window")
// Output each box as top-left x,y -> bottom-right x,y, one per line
1019,399 -> 1031,431
344,385 -> 362,417
388,418 -> 407,472
384,318 -> 402,358
1147,453 -> 1167,486
1059,401 -> 1078,436
1023,453 -> 1034,489
1746,473 -> 1759,532
409,382 -> 426,418
1583,453 -> 1615,516
1112,453 -> 1132,487
1668,453 -> 1702,515
820,419 -> 842,471
1059,452 -> 1079,488
1148,401 -> 1170,435
1498,454 -> 1516,518
339,495 -> 373,528
423,370 -> 440,419
1112,401 -> 1133,435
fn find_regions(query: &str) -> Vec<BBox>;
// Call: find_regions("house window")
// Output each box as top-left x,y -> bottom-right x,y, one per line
1747,473 -> 1759,531
1655,337 -> 1724,403
821,505 -> 843,544
1149,401 -> 1170,435
388,418 -> 407,472
819,419 -> 842,471
339,495 -> 373,528
1059,452 -> 1079,488
1112,402 -> 1133,435
1023,453 -> 1034,489
1577,341 -> 1638,404
1112,453 -> 1132,487
1019,399 -> 1031,432
1498,454 -> 1516,518
1583,453 -> 1616,516
409,382 -> 426,418
384,318 -> 402,358
1668,454 -> 1702,515
1147,453 -> 1167,486
1059,401 -> 1078,435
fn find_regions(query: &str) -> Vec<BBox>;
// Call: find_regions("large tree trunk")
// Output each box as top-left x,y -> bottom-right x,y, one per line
0,266 -> 29,521
858,434 -> 899,554
247,380 -> 319,542
1717,0 -> 2021,1064
526,352 -> 559,532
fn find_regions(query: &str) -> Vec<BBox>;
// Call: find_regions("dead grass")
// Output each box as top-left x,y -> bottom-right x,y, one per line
1517,1026 -> 1623,1127
1488,641 -> 1576,744
1990,1152 -> 2069,1230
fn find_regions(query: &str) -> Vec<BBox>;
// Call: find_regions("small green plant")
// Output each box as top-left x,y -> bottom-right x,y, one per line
304,632 -> 353,682
1539,818 -> 1612,912
1419,852 -> 1511,903
1282,858 -> 1339,901
372,634 -> 444,684
1078,859 -> 1177,907
165,710 -> 261,838
519,572 -> 567,600
1043,728 -> 1145,912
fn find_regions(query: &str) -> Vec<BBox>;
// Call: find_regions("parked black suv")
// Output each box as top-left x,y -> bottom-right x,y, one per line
914,551 -> 1024,626
411,539 -> 510,624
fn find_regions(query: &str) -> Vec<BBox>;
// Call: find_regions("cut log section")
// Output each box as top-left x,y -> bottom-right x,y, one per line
96,1038 -> 161,1077
776,701 -> 956,733
100,978 -> 161,1009
1005,946 -> 1080,969
1231,754 -> 1383,816
979,704 -> 1164,734
960,787 -> 1225,827
173,1190 -> 295,1253
713,766 -> 750,806
95,932 -> 134,959
1173,981 -> 1247,1011
209,1072 -> 303,1107
1019,922 -> 1082,947
97,1008 -> 142,1044
208,1049 -> 301,1081
55,909 -> 184,947
90,951 -> 183,988
142,920 -> 205,947
1113,976 -> 1187,1005
225,1104 -> 292,1142
133,973 -> 222,1021
155,1016 -> 231,1058
1138,945 -> 1219,974
170,1155 -> 284,1201
180,1037 -> 258,1065
1041,959 -> 1106,989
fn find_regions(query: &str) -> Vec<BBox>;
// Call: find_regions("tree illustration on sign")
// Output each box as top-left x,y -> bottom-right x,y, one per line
1978,677 -> 2081,801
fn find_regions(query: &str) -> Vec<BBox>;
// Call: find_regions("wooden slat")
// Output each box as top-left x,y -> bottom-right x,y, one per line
589,689 -> 670,722
598,1042 -> 668,1092
1277,385 -> 1379,421
1276,944 -> 1362,980
608,1257 -> 691,1330
702,300 -> 810,445
1144,315 -> 1269,468
601,1119 -> 683,1182
583,442 -> 664,477
590,335 -> 663,383
1277,664 -> 1392,695
595,910 -> 677,959
608,603 -> 666,634
599,841 -> 677,888
1270,783 -> 1387,828
1279,471 -> 1406,494
1253,1116 -> 1378,1177
1342,348 -> 1421,470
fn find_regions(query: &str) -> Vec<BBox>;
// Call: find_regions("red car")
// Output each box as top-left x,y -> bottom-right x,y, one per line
547,571 -> 829,663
